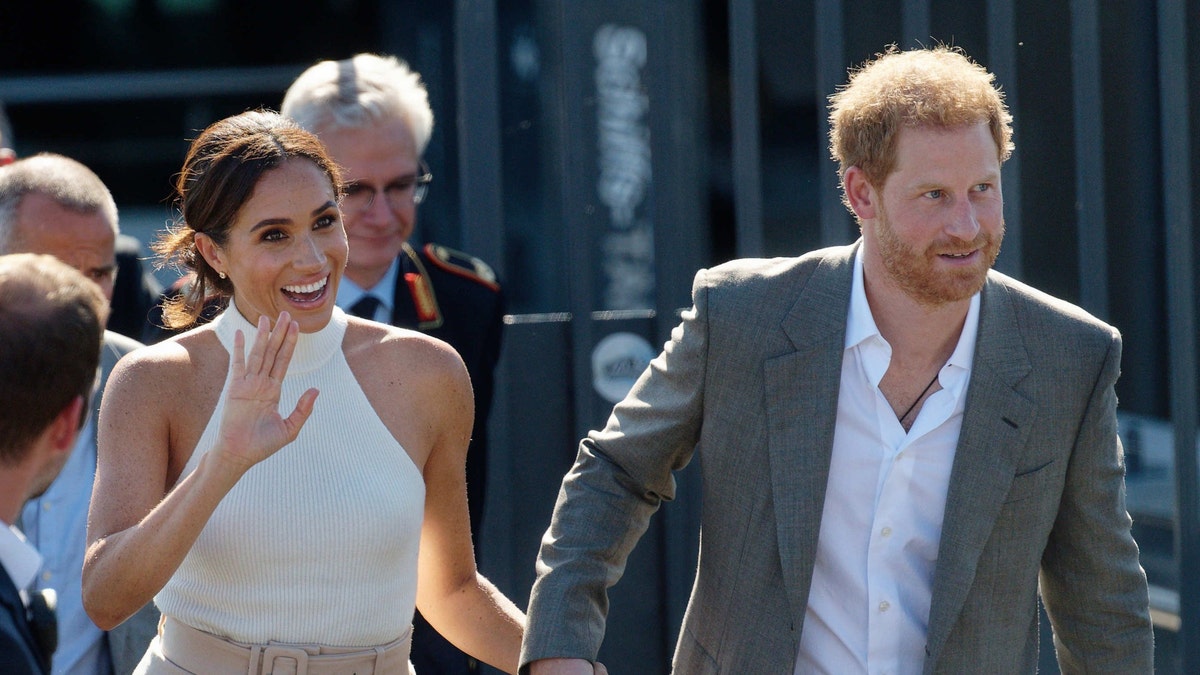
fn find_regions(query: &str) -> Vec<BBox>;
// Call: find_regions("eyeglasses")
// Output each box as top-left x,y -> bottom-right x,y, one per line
340,161 -> 433,214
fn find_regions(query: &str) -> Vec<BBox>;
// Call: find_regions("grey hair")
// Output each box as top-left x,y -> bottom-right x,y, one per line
0,153 -> 119,254
281,53 -> 434,154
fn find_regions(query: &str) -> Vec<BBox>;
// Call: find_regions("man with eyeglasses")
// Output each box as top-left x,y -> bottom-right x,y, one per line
282,53 -> 506,675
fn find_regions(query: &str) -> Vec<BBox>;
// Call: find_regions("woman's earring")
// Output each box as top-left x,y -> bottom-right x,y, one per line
219,272 -> 226,279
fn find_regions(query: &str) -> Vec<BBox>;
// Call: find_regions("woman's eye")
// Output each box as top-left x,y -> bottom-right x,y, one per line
262,229 -> 286,242
315,215 -> 337,229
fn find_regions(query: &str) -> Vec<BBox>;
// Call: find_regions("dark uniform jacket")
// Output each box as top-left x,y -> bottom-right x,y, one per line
392,242 -> 505,539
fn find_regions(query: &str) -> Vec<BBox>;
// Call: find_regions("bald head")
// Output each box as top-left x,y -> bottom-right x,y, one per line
0,153 -> 120,301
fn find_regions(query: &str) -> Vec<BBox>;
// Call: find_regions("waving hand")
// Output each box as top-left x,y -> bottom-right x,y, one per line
213,311 -> 319,473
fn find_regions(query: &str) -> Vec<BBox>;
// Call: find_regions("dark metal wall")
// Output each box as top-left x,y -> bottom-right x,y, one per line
3,1 -> 1199,672
485,1 -> 1200,672
479,2 -> 708,671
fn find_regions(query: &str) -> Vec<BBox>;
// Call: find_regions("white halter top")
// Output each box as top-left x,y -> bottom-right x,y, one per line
155,302 -> 425,646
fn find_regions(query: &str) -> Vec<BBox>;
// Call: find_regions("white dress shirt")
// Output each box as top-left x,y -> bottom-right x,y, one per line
796,249 -> 981,675
21,413 -> 112,675
335,257 -> 399,322
0,523 -> 42,607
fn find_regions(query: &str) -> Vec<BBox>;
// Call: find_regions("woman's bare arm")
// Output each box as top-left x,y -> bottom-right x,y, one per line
411,339 -> 525,674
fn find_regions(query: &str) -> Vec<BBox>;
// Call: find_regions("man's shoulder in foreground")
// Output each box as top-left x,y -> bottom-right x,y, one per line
701,242 -> 858,286
985,269 -> 1120,340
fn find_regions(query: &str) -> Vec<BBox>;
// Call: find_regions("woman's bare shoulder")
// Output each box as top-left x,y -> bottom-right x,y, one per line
343,317 -> 465,376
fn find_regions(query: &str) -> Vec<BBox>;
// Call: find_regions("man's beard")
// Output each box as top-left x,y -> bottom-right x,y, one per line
873,207 -> 1003,307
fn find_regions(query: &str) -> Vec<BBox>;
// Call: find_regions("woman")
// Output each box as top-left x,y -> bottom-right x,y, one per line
81,110 -> 524,673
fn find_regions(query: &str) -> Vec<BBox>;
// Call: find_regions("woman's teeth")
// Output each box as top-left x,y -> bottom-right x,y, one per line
284,277 -> 327,294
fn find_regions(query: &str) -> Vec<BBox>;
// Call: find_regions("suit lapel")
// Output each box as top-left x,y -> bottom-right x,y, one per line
925,277 -> 1036,662
765,244 -> 856,624
0,569 -> 42,671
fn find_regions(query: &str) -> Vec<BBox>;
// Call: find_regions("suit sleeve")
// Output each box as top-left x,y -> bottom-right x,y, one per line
519,269 -> 712,670
1039,330 -> 1154,673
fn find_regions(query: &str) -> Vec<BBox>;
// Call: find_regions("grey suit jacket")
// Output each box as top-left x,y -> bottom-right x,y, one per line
521,243 -> 1152,673
97,332 -> 160,675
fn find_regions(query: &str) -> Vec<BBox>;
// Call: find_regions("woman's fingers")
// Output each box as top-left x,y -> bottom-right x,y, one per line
244,314 -> 271,375
230,328 -> 246,378
284,387 -> 320,439
262,311 -> 292,376
237,312 -> 298,382
269,317 -> 300,382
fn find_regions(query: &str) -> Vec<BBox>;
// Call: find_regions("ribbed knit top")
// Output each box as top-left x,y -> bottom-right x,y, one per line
155,302 -> 425,646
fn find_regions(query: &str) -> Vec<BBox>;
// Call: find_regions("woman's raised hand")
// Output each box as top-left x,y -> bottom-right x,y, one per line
214,311 -> 319,473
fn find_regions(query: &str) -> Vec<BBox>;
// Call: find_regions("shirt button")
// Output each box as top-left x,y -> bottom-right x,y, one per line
881,526 -> 892,537
879,600 -> 890,612
42,502 -> 51,511
41,571 -> 52,582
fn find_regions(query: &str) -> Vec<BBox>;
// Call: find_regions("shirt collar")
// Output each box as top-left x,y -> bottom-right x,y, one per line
0,524 -> 42,594
845,247 -> 881,350
336,256 -> 399,314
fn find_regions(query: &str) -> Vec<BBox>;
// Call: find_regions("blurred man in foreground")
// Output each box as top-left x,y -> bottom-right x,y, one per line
0,253 -> 108,675
0,154 -> 156,675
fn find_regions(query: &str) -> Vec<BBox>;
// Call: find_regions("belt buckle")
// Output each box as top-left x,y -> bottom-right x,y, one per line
259,645 -> 310,675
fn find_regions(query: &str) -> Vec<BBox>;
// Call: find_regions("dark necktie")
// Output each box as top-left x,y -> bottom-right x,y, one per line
349,294 -> 381,320
26,587 -> 57,671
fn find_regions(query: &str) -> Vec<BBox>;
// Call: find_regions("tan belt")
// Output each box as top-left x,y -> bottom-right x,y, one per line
158,616 -> 413,674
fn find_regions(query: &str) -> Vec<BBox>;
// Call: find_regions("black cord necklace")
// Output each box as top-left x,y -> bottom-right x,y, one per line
899,371 -> 940,426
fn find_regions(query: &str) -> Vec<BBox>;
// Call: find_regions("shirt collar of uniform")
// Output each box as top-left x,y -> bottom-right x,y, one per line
844,246 -> 982,380
0,523 -> 42,596
336,256 -> 399,315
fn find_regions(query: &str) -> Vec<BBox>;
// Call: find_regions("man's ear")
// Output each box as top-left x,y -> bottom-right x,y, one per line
843,166 -> 878,221
48,396 -> 86,454
193,233 -> 226,278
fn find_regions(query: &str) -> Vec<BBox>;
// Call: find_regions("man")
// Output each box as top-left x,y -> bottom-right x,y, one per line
0,253 -> 108,675
521,46 -> 1153,674
0,100 -> 159,341
0,103 -> 159,343
0,154 -> 158,675
282,53 -> 506,675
